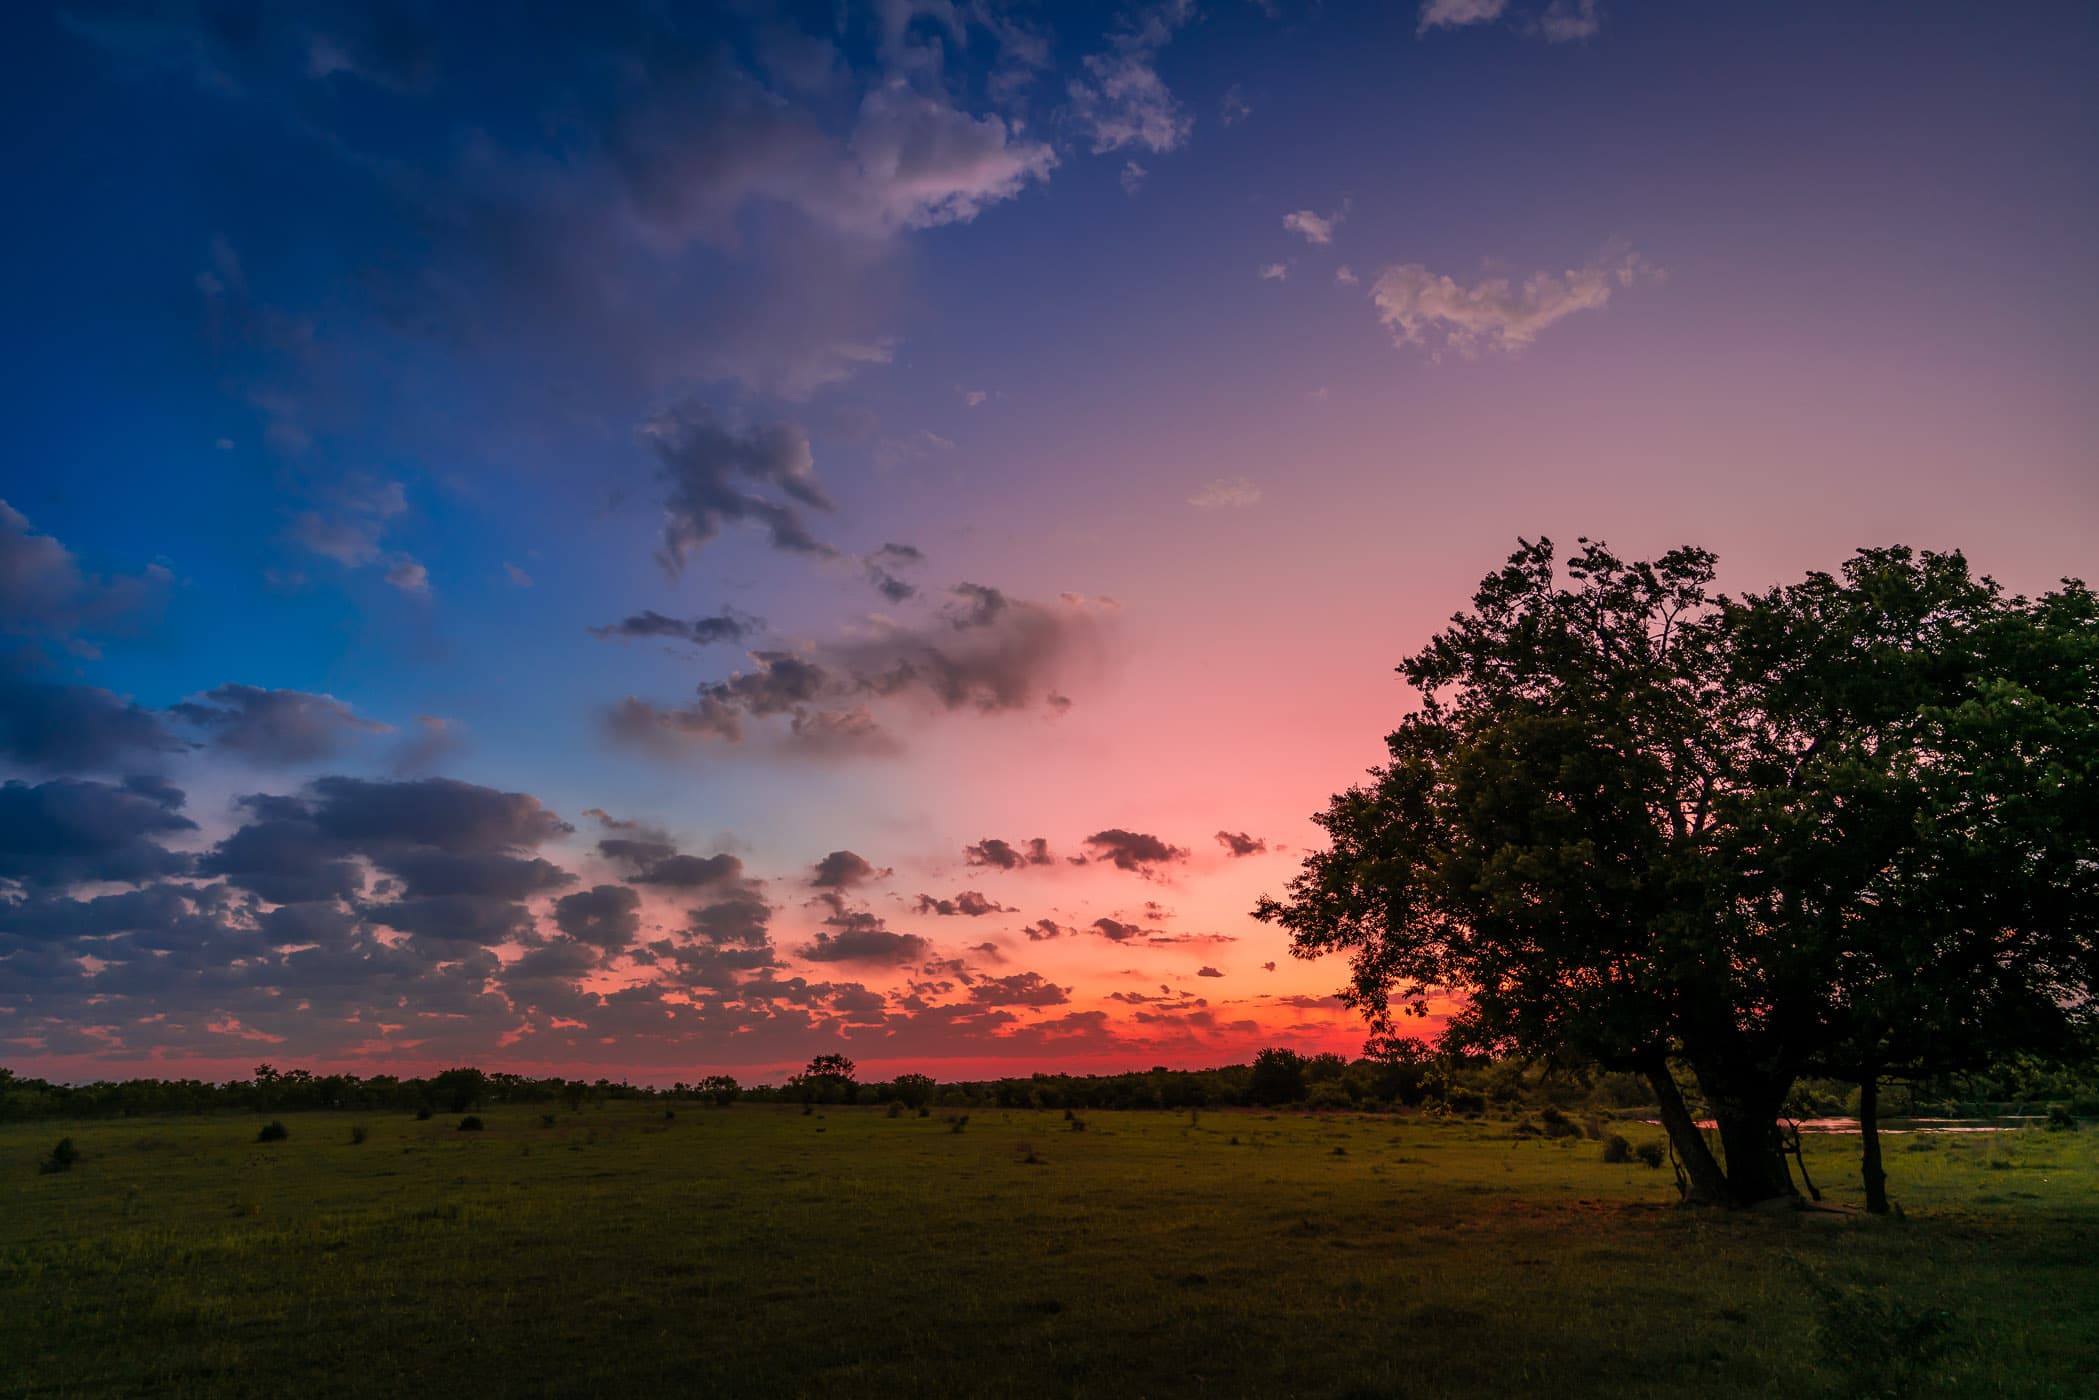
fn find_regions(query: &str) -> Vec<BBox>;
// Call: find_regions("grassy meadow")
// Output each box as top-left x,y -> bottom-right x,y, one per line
5,1103 -> 2096,1398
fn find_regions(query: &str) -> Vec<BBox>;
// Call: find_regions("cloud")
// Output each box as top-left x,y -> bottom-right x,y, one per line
961,388 -> 988,407
800,922 -> 931,965
0,670 -> 184,774
383,558 -> 431,595
1419,0 -> 1509,32
1197,965 -> 1224,978
1220,84 -> 1252,127
1215,830 -> 1268,857
168,684 -> 390,766
390,715 -> 464,775
1090,916 -> 1152,943
1335,265 -> 1359,286
646,406 -> 834,570
1369,247 -> 1658,356
965,837 -> 1057,870
589,609 -> 760,647
1188,477 -> 1261,510
0,776 -> 196,887
1081,828 -> 1189,874
1283,203 -> 1347,245
913,890 -> 1009,917
503,562 -> 533,587
1120,160 -> 1148,195
1535,0 -> 1602,41
1068,0 -> 1196,156
0,499 -> 170,650
1258,263 -> 1289,281
553,884 -> 643,951
968,971 -> 1070,1006
626,852 -> 744,891
811,850 -> 890,889
863,542 -> 924,603
607,586 -> 1111,758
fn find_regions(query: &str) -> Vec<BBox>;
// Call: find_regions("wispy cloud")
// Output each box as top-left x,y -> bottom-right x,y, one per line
1368,246 -> 1658,356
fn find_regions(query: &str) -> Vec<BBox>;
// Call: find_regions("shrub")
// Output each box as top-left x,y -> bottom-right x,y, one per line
414,1106 -> 432,1121
1601,1134 -> 1632,1164
1634,1142 -> 1665,1169
1018,1141 -> 1043,1165
39,1138 -> 79,1174
2045,1106 -> 2078,1132
918,1105 -> 931,1118
886,1102 -> 904,1118
1539,1106 -> 1582,1139
349,1124 -> 369,1145
662,1109 -> 675,1121
257,1120 -> 289,1143
947,1114 -> 970,1134
1069,1116 -> 1087,1132
1305,1082 -> 1353,1111
540,1113 -> 557,1128
457,1115 -> 485,1132
1813,1282 -> 1959,1399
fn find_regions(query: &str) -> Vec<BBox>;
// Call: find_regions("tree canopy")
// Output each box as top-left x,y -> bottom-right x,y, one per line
1257,538 -> 2098,1207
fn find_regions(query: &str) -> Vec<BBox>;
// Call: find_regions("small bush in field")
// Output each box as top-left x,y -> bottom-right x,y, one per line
414,1106 -> 432,1121
2046,1106 -> 2078,1131
947,1114 -> 970,1134
39,1138 -> 80,1174
540,1113 -> 557,1127
349,1124 -> 369,1145
257,1120 -> 289,1143
457,1115 -> 484,1132
918,1106 -> 931,1118
1539,1107 -> 1582,1139
1634,1142 -> 1665,1169
1069,1116 -> 1086,1132
1601,1134 -> 1632,1164
887,1102 -> 904,1118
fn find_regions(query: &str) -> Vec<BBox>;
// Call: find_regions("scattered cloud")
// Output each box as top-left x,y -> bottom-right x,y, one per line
1258,263 -> 1288,281
1188,477 -> 1261,510
863,542 -> 925,604
966,837 -> 1058,870
1081,828 -> 1189,875
913,890 -> 1009,917
811,850 -> 890,889
1335,265 -> 1359,286
1120,159 -> 1149,195
646,406 -> 834,571
1220,83 -> 1252,126
589,609 -> 760,647
1418,0 -> 1602,42
1215,830 -> 1268,857
1369,246 -> 1658,356
1068,0 -> 1197,156
0,500 -> 170,652
1283,201 -> 1348,245
169,685 -> 390,766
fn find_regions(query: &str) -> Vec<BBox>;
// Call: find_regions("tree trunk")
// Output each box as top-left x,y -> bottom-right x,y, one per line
1644,1062 -> 1730,1205
1859,1073 -> 1889,1215
1697,1068 -> 1798,1205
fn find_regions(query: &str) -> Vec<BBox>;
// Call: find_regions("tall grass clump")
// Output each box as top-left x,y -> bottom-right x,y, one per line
39,1138 -> 79,1174
257,1121 -> 289,1143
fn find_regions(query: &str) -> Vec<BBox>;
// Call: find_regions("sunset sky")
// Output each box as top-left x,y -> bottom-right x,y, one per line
4,0 -> 2095,1083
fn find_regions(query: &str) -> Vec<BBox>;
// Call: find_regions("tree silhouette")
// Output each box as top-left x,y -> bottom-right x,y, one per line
1258,538 -> 2097,1207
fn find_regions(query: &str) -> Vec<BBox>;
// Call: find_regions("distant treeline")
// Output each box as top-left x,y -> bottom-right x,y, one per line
7,1049 -> 2095,1124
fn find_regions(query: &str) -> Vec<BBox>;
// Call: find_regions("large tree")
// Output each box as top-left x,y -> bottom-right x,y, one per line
1256,539 -> 2097,1207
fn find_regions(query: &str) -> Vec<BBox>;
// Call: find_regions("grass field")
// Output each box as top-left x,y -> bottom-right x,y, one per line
5,1104 -> 2095,1397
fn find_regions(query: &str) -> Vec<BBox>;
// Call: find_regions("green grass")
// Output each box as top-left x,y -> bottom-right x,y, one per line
5,1106 -> 2095,1397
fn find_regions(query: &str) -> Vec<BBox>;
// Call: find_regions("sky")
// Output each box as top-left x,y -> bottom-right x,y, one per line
3,0 -> 2096,1085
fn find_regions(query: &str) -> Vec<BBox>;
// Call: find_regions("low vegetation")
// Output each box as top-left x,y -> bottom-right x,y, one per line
6,1101 -> 2095,1397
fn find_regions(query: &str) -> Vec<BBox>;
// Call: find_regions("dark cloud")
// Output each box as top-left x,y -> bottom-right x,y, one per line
687,895 -> 773,949
967,971 -> 1070,1006
964,836 -> 1056,870
799,922 -> 931,965
377,848 -> 574,900
0,670 -> 185,773
648,406 -> 834,570
368,894 -> 535,949
912,890 -> 1008,916
630,852 -> 744,889
553,884 -> 643,951
588,609 -> 759,647
606,587 -> 1110,758
168,684 -> 390,765
303,775 -> 571,851
810,849 -> 889,889
1215,830 -> 1267,857
1082,828 -> 1188,874
1023,918 -> 1073,941
0,500 -> 170,648
863,542 -> 923,603
0,776 -> 196,887
1197,965 -> 1224,978
1090,916 -> 1152,943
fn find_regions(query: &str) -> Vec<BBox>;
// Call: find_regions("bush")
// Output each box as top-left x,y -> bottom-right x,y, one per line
1601,1134 -> 1632,1164
947,1113 -> 970,1134
886,1102 -> 904,1118
39,1137 -> 79,1174
1634,1142 -> 1665,1169
1305,1082 -> 1353,1111
2046,1106 -> 2079,1131
540,1113 -> 557,1128
257,1120 -> 289,1143
457,1115 -> 484,1132
1539,1106 -> 1582,1139
349,1124 -> 369,1145
414,1106 -> 432,1121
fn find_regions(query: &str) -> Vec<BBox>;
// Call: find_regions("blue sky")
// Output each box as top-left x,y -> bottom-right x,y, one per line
3,0 -> 2095,1080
